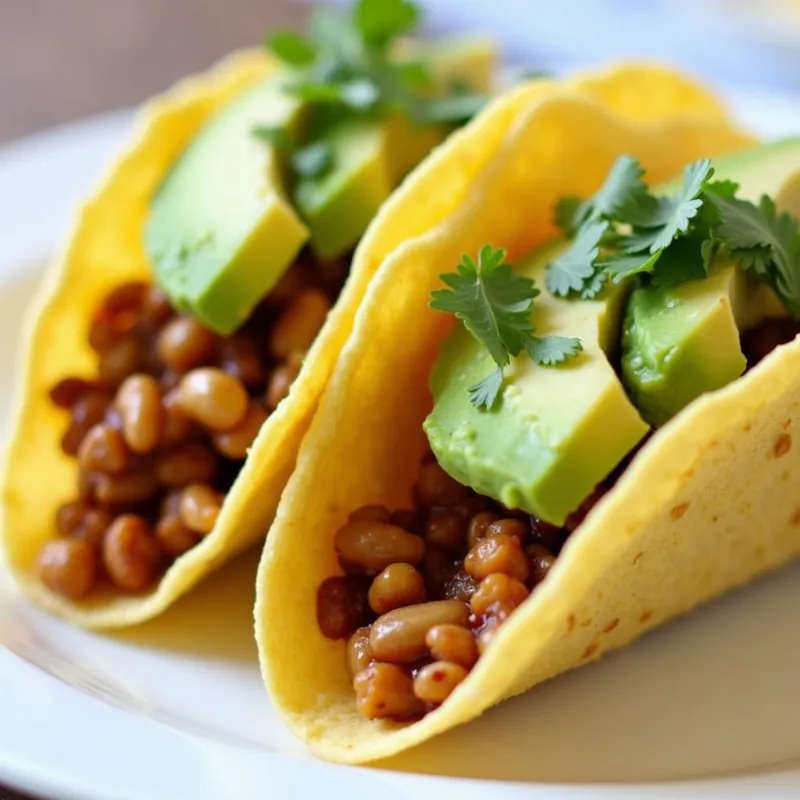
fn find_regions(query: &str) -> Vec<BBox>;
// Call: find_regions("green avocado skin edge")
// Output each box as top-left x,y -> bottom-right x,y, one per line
427,138 -> 800,524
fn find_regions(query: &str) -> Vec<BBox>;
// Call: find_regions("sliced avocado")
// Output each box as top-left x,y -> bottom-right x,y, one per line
424,241 -> 649,525
146,74 -> 310,335
622,139 -> 800,426
295,39 -> 495,260
293,119 -> 393,261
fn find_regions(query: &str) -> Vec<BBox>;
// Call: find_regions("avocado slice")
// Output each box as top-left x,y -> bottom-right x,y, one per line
293,119 -> 394,262
294,38 -> 495,261
146,75 -> 311,335
622,139 -> 800,426
424,242 -> 649,525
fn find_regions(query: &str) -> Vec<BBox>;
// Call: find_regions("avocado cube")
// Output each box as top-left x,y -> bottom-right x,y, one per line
621,138 -> 800,426
295,37 -> 496,261
146,74 -> 310,335
424,241 -> 649,525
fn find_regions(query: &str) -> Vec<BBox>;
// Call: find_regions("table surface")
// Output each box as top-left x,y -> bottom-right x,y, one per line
0,2 -> 306,799
0,0 -> 305,144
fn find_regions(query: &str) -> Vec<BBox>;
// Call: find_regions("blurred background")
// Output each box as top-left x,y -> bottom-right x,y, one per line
2,0 -> 800,144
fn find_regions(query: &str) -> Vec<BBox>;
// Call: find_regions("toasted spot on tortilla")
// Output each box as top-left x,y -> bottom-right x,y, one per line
743,422 -> 752,432
670,502 -> 690,520
783,419 -> 792,431
773,433 -> 792,458
791,508 -> 800,526
639,610 -> 654,624
632,552 -> 643,565
580,616 -> 594,628
566,613 -> 576,633
602,618 -> 619,634
582,643 -> 599,660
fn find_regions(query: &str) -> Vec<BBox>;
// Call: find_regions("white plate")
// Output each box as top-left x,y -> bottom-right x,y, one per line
1,86 -> 800,800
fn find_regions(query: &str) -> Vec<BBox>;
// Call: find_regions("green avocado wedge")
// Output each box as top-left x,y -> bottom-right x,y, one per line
294,38 -> 495,261
146,74 -> 310,335
622,138 -> 800,426
147,38 -> 494,331
424,241 -> 649,526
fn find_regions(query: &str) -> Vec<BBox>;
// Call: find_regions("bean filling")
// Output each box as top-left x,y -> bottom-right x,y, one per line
40,256 -> 343,599
316,453 -> 596,721
317,317 -> 800,722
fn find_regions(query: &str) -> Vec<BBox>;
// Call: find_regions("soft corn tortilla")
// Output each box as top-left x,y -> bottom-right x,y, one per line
255,67 -> 765,762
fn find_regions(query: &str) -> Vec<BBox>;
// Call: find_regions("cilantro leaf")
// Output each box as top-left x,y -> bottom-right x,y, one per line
468,367 -> 504,411
587,155 -> 648,221
579,267 -> 607,300
709,193 -> 797,254
525,335 -> 583,365
430,246 -> 537,366
281,80 -> 344,104
554,196 -> 583,236
267,30 -> 318,66
395,60 -> 433,89
649,158 -> 714,252
309,7 -> 363,63
260,0 -> 487,186
618,226 -> 662,254
251,124 -> 293,151
649,236 -> 709,287
355,0 -> 420,48
546,220 -> 608,297
290,142 -> 334,178
708,192 -> 800,314
619,159 -> 715,252
601,250 -> 662,283
414,92 -> 488,125
431,245 -> 582,409
729,244 -> 772,276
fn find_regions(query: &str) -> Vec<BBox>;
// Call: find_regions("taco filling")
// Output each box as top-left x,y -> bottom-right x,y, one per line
314,138 -> 800,721
33,0 -> 495,601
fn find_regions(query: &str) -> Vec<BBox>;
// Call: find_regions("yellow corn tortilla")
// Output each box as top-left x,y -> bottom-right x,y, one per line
255,66 -> 765,762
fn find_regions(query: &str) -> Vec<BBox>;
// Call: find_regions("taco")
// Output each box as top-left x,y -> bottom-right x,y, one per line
0,0 -> 500,628
256,66 -> 800,763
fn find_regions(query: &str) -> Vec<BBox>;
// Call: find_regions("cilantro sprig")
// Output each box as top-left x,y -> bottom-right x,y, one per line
708,191 -> 800,316
430,246 -> 582,410
547,152 -> 800,319
547,156 -> 719,298
259,0 -> 488,181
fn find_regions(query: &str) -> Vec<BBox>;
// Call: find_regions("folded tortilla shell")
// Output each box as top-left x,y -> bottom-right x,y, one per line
255,66 -> 765,762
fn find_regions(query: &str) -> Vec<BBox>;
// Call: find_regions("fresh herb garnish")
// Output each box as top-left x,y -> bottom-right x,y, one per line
547,156 -> 718,296
430,245 -> 582,410
259,0 -> 488,179
546,220 -> 608,297
707,191 -> 800,316
616,158 -> 714,251
547,152 -> 800,317
252,125 -> 334,179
